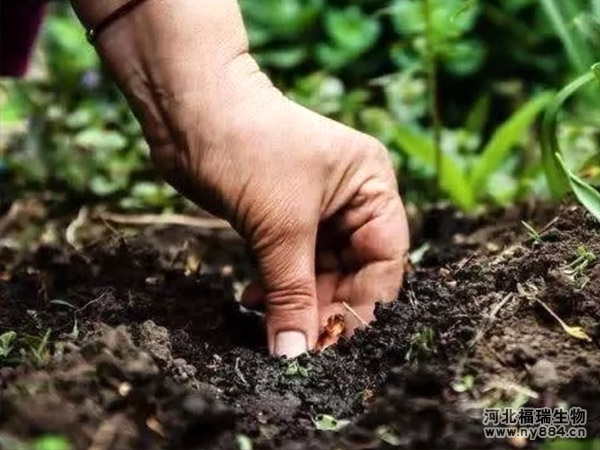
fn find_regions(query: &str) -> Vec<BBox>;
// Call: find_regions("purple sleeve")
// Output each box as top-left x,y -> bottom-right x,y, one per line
0,1 -> 47,77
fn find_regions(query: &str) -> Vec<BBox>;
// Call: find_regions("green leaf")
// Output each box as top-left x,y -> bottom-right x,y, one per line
556,153 -> 600,222
0,331 -> 17,358
470,92 -> 553,194
541,72 -> 596,199
324,7 -> 381,55
394,126 -> 476,210
313,414 -> 350,431
575,14 -> 600,46
34,435 -> 72,450
540,0 -> 595,73
74,129 -> 127,152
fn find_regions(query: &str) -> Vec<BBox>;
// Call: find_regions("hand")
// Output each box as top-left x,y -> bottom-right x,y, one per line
72,0 -> 410,357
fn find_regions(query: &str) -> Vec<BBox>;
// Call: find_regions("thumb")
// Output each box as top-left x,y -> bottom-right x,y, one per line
257,231 -> 319,358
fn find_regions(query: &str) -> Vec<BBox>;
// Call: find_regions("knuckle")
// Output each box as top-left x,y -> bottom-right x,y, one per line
267,286 -> 314,313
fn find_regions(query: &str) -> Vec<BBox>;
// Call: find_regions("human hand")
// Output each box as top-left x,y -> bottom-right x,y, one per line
72,0 -> 410,357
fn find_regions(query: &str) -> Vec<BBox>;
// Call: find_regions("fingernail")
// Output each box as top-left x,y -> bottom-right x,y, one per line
275,331 -> 307,358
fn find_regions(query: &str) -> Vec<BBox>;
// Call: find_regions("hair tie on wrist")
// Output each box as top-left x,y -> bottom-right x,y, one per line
86,0 -> 151,44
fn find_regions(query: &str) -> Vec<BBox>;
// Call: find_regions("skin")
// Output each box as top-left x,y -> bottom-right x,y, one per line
70,0 -> 410,358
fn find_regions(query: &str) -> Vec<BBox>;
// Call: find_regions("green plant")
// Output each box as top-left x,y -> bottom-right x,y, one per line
522,221 -> 544,243
405,327 -> 435,363
33,436 -> 72,450
541,63 -> 600,221
0,331 -> 17,361
26,329 -> 52,367
392,93 -> 553,210
285,360 -> 310,378
563,245 -> 597,289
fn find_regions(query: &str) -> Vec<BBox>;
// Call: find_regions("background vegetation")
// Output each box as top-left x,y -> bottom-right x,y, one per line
0,0 -> 598,214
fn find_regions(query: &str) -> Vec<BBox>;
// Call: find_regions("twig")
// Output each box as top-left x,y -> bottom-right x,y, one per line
452,252 -> 478,276
97,212 -> 231,230
341,301 -> 370,328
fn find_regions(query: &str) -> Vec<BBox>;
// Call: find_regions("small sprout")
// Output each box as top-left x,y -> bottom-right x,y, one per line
452,374 -> 475,393
405,327 -> 435,363
26,329 -> 52,367
0,331 -> 16,359
563,245 -> 596,289
33,435 -> 72,450
313,414 -> 350,432
375,426 -> 401,446
315,314 -> 345,351
285,360 -> 309,378
522,221 -> 543,244
236,434 -> 253,450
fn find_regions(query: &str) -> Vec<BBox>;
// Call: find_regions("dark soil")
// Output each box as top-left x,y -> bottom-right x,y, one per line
1,202 -> 599,450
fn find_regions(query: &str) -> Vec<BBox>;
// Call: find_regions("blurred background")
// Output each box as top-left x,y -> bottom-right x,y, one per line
0,0 -> 598,218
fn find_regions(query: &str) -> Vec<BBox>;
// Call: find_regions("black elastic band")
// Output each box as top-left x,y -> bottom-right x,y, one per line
86,0 -> 151,43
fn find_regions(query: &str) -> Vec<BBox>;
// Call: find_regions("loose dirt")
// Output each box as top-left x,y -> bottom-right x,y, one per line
1,202 -> 598,449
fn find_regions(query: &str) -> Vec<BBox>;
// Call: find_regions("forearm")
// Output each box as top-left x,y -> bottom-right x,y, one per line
70,0 -> 249,80
68,0 -> 271,151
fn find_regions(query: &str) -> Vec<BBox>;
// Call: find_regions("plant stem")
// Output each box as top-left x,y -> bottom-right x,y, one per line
423,0 -> 443,193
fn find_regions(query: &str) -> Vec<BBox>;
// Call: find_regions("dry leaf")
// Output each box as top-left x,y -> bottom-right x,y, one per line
562,325 -> 592,343
315,314 -> 346,351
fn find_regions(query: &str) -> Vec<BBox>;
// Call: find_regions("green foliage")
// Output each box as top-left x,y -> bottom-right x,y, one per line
0,1 -> 596,213
33,436 -> 71,450
542,439 -> 600,450
0,331 -> 17,360
285,360 -> 310,378
405,327 -> 435,363
541,65 -> 600,221
392,93 -> 552,210
390,0 -> 484,74
522,221 -> 544,243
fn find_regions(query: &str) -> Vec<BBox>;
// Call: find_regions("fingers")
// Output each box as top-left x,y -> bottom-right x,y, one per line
256,232 -> 319,358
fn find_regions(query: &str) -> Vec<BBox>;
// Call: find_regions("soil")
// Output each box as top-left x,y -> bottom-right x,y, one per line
0,201 -> 599,450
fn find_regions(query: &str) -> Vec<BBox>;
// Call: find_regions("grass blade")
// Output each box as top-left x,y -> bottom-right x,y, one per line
539,0 -> 595,73
469,92 -> 553,194
556,153 -> 600,222
541,71 -> 596,199
394,126 -> 476,211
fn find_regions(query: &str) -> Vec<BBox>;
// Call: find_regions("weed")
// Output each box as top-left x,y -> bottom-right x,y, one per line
405,327 -> 435,363
29,329 -> 50,367
522,221 -> 544,244
563,245 -> 597,289
0,331 -> 16,361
